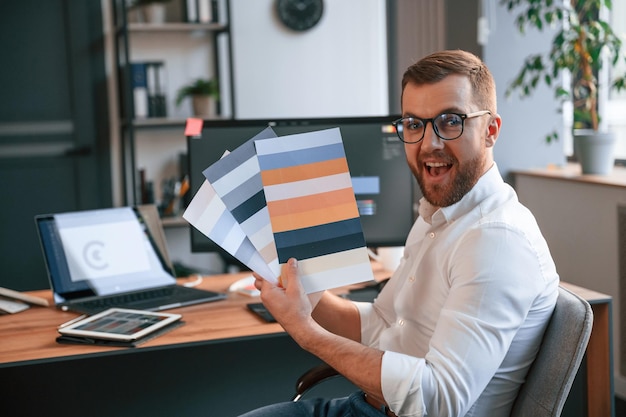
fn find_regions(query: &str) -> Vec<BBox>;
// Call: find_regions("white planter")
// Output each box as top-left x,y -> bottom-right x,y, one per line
142,4 -> 166,24
573,130 -> 616,175
192,95 -> 216,118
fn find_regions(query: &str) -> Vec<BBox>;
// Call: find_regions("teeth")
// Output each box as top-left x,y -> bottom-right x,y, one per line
426,162 -> 448,167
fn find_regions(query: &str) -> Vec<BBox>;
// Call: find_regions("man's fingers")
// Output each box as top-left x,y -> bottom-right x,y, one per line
278,257 -> 298,288
254,277 -> 263,291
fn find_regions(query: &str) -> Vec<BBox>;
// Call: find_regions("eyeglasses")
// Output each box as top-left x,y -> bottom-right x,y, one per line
392,110 -> 492,143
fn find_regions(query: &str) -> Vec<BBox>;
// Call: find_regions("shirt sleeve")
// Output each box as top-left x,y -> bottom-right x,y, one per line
369,224 -> 556,417
355,301 -> 388,348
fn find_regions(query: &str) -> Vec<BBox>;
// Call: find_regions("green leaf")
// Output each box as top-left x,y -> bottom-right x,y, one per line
545,131 -> 559,144
502,0 -> 624,137
175,78 -> 219,106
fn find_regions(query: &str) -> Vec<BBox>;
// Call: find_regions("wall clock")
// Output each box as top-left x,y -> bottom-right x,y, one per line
276,0 -> 324,32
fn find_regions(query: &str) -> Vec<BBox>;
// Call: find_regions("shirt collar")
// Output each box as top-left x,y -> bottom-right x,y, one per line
418,163 -> 504,226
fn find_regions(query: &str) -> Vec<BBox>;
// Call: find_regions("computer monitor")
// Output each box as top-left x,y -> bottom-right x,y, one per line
186,116 -> 419,267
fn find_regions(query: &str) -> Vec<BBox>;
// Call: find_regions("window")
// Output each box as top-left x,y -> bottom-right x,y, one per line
607,0 -> 626,162
562,1 -> 626,162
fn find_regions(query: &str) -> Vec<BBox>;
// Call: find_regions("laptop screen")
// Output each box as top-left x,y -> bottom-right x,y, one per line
36,207 -> 176,303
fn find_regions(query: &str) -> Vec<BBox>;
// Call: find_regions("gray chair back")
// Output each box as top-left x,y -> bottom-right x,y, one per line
510,286 -> 593,417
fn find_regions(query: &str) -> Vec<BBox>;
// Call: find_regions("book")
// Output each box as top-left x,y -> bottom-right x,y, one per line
183,127 -> 374,293
130,63 -> 148,119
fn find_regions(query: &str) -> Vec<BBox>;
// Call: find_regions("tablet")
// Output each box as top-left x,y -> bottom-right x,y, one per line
58,308 -> 182,342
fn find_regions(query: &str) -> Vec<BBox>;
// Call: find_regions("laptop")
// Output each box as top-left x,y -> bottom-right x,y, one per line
35,205 -> 226,315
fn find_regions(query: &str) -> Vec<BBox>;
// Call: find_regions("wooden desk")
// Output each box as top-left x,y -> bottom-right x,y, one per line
0,266 -> 390,366
0,273 -> 613,417
0,273 -> 284,365
559,282 -> 614,417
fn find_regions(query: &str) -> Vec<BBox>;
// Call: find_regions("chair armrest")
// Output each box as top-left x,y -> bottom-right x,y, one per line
293,363 -> 340,401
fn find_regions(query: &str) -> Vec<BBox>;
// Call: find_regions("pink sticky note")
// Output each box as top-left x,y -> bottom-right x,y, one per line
185,118 -> 203,137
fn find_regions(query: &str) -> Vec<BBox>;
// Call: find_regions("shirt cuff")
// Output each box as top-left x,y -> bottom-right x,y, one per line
381,350 -> 426,417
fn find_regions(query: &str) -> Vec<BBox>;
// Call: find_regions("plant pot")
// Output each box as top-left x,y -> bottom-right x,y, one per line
142,4 -> 166,24
573,130 -> 616,175
192,95 -> 215,118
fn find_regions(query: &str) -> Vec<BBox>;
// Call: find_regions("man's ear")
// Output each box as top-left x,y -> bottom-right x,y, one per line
485,114 -> 502,148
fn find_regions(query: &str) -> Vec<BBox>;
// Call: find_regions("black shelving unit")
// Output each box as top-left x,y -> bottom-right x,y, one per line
112,0 -> 233,205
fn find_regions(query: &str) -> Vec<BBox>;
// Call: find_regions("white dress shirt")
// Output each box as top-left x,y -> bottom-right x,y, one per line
356,164 -> 559,417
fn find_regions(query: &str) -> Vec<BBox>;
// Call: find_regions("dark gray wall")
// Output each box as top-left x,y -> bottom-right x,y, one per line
446,0 -> 481,56
388,0 -> 481,115
0,0 -> 112,290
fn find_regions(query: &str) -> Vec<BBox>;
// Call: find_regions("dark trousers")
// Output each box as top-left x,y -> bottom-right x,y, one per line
238,391 -> 389,417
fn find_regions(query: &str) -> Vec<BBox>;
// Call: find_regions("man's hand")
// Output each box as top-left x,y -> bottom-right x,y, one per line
253,258 -> 385,403
253,258 -> 318,338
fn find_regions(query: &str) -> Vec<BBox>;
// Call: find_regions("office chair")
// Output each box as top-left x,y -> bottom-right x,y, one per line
293,286 -> 593,417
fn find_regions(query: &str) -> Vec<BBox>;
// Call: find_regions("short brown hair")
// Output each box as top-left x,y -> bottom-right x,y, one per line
401,50 -> 497,112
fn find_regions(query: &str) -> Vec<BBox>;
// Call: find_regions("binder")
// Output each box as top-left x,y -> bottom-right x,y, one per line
185,0 -> 198,22
130,63 -> 148,119
146,62 -> 167,118
198,0 -> 212,23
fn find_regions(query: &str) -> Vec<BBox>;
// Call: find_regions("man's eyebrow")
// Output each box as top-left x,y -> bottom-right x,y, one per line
402,108 -> 464,118
439,107 -> 465,114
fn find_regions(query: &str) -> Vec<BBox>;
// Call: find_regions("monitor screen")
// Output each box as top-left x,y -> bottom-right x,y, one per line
187,117 -> 419,264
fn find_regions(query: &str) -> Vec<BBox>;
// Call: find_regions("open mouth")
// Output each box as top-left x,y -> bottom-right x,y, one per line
425,161 -> 452,177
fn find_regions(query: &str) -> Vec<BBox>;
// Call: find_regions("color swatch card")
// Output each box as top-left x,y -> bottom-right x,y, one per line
182,177 -> 276,281
201,127 -> 281,280
184,127 -> 374,293
254,128 -> 374,293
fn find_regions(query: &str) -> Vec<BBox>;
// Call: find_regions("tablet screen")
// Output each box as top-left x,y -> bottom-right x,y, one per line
58,308 -> 182,341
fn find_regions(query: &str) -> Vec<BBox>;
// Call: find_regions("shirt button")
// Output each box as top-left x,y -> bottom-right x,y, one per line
398,319 -> 405,326
429,232 -> 436,239
408,276 -> 415,283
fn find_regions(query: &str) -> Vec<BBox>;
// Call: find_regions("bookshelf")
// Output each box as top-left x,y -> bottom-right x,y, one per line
112,0 -> 232,208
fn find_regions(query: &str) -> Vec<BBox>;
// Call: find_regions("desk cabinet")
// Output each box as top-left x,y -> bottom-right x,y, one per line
1,333 -> 355,416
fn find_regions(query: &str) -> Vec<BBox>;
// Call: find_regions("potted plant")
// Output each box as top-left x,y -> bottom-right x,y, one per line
176,78 -> 220,118
502,0 -> 626,174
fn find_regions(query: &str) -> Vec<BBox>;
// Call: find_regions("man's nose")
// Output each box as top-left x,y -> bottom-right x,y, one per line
421,122 -> 445,151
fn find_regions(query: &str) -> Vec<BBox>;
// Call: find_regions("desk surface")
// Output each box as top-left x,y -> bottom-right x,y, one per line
0,265 -> 391,366
512,163 -> 626,189
0,267 -> 610,367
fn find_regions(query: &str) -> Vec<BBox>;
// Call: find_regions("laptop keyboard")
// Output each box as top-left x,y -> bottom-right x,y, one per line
71,286 -> 179,313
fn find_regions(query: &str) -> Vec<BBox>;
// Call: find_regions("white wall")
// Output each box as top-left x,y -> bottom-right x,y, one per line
482,2 -> 566,180
229,0 -> 389,119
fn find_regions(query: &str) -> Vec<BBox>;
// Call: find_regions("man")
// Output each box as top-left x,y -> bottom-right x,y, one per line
241,50 -> 559,417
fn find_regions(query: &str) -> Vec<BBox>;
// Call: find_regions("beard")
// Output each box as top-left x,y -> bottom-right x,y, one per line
414,149 -> 485,208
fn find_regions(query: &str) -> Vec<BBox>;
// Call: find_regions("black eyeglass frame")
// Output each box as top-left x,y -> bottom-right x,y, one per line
392,110 -> 492,143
